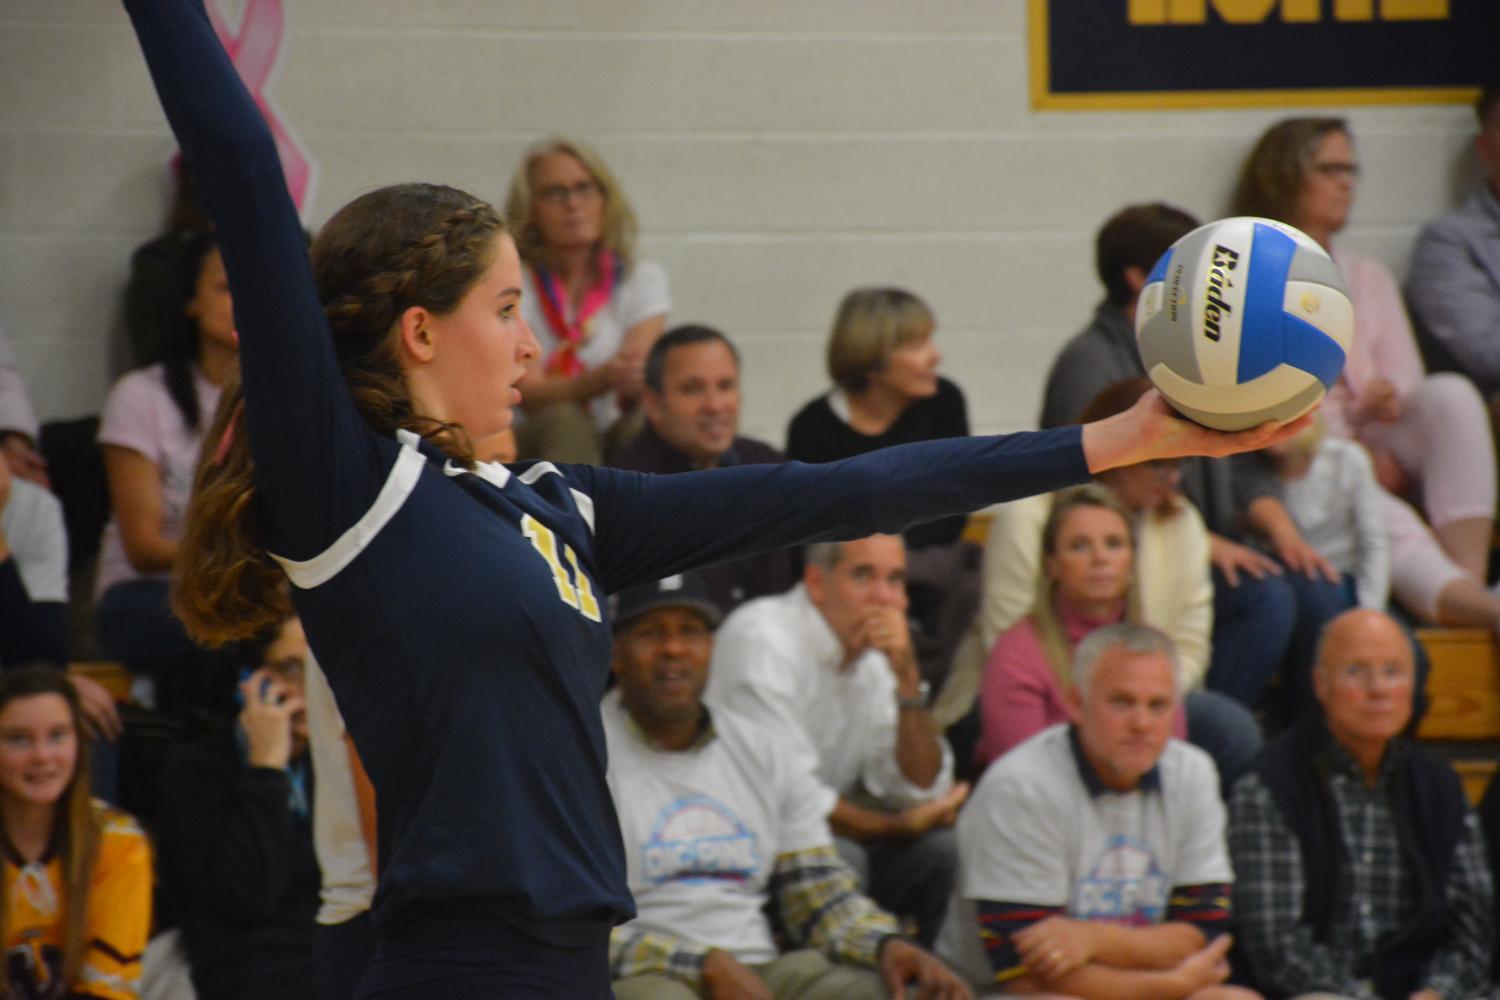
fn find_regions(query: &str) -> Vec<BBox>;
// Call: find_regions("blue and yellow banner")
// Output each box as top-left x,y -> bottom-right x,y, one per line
1029,0 -> 1498,109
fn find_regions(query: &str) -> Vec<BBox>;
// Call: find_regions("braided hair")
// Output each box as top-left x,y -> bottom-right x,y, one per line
173,184 -> 508,645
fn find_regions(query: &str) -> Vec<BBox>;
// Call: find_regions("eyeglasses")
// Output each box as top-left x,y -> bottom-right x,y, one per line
1311,161 -> 1360,180
537,180 -> 603,206
1331,662 -> 1412,688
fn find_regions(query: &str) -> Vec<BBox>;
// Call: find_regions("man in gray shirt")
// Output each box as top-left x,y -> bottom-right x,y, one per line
1407,82 -> 1500,403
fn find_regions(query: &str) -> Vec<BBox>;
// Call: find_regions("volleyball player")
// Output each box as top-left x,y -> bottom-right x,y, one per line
122,2 -> 1306,996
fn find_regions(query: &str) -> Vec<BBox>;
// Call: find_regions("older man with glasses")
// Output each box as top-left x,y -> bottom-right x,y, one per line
1228,609 -> 1494,1000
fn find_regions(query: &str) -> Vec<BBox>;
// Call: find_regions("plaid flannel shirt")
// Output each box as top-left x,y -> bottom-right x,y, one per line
1228,744 -> 1493,1000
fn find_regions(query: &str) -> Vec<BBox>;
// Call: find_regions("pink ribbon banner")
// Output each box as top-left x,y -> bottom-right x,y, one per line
207,0 -> 315,212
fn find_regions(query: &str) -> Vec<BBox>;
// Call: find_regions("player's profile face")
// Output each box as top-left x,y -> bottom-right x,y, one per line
417,234 -> 539,440
0,694 -> 78,811
1072,648 -> 1175,792
645,340 -> 741,465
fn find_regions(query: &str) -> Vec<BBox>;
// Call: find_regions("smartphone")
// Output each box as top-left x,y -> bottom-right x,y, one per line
235,667 -> 281,708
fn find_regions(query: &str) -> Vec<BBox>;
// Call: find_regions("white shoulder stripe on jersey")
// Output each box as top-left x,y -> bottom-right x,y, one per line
517,461 -> 559,485
570,489 -> 595,534
443,458 -> 512,490
512,461 -> 596,535
271,433 -> 427,590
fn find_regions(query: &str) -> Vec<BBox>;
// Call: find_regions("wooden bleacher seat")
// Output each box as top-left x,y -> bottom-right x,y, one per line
1413,627 -> 1500,803
67,661 -> 132,702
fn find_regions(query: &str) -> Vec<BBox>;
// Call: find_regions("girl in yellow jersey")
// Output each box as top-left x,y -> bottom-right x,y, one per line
0,668 -> 150,1000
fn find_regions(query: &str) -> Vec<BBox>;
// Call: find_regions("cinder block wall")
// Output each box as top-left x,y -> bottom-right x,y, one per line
0,1 -> 1479,441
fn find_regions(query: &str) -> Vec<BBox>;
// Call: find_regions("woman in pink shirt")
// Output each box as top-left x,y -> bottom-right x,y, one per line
1233,118 -> 1500,633
973,484 -> 1190,770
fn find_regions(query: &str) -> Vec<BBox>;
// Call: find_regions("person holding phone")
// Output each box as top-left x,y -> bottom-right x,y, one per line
156,614 -> 318,1000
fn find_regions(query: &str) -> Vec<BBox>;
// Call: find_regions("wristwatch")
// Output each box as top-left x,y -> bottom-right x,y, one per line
897,680 -> 931,711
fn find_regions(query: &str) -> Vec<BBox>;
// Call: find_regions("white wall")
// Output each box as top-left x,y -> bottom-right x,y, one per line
0,1 -> 1479,441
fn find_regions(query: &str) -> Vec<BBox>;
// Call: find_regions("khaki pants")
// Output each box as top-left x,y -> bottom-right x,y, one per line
612,949 -> 886,999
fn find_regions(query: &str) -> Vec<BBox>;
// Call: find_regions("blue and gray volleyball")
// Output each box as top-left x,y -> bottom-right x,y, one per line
1134,216 -> 1352,431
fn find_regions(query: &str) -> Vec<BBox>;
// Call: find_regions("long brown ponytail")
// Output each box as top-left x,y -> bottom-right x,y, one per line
173,184 -> 507,646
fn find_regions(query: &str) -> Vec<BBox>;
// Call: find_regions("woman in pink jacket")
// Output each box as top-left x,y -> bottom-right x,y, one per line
1233,118 -> 1500,633
973,484 -> 1190,770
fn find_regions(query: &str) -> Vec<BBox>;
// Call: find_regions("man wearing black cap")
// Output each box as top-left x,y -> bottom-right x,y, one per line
604,572 -> 970,1000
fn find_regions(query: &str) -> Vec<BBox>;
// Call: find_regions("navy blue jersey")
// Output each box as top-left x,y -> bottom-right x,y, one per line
124,0 -> 1091,936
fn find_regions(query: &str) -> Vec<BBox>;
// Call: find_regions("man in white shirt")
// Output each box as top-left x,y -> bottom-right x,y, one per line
706,535 -> 968,947
936,623 -> 1259,999
604,571 -> 969,1000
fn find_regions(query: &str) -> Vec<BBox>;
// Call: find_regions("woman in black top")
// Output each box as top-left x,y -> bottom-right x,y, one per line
787,287 -> 975,679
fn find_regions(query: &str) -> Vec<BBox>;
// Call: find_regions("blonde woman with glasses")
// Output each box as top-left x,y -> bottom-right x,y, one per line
503,139 -> 669,464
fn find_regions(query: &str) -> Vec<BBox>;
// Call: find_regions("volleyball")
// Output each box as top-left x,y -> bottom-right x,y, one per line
1134,216 -> 1352,432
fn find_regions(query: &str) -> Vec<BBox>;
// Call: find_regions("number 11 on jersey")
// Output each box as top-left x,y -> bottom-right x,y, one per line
521,515 -> 603,622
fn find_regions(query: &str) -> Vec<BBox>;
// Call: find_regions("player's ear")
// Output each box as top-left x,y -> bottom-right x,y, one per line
397,306 -> 437,365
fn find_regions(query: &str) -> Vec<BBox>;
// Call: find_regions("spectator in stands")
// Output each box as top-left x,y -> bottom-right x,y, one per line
0,324 -> 47,488
1228,609 -> 1494,999
0,666 -> 151,999
971,484 -> 1261,789
610,324 -> 796,613
1033,205 -> 1338,727
937,624 -> 1254,998
1262,416 -> 1391,719
503,137 -> 669,464
94,234 -> 237,709
1407,82 -> 1500,403
304,648 -> 376,1000
786,288 -> 974,682
706,535 -> 968,948
157,613 -> 318,1000
1232,118 -> 1500,628
124,160 -> 215,372
605,572 -> 971,1000
0,453 -> 124,778
0,452 -> 69,669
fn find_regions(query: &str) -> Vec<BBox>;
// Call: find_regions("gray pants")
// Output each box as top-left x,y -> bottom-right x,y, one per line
612,949 -> 885,999
834,827 -> 958,948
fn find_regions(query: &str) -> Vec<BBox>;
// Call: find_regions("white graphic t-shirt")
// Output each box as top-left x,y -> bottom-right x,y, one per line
602,691 -> 831,963
937,724 -> 1231,984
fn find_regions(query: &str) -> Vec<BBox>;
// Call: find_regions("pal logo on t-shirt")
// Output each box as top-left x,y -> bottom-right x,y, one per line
1071,834 -> 1168,925
642,796 -> 760,886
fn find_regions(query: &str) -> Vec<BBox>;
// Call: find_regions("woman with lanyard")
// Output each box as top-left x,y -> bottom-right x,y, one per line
122,2 -> 1308,996
504,138 -> 669,464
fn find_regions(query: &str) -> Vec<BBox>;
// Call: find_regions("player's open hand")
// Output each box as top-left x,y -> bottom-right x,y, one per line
1083,388 -> 1314,474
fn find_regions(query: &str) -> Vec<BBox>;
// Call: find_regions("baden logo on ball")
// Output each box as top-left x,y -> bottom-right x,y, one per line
1135,216 -> 1352,432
